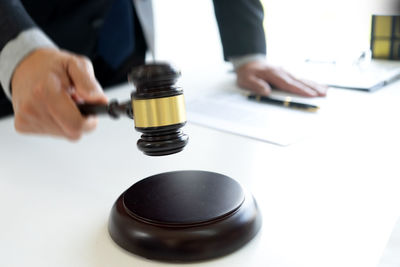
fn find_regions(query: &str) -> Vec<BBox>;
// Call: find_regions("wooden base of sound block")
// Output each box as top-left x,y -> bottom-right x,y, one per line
108,170 -> 262,262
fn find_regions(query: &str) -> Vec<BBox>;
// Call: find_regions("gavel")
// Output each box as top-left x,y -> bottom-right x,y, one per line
78,62 -> 189,156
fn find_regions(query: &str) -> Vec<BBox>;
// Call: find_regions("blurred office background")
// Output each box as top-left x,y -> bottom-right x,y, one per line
153,0 -> 399,69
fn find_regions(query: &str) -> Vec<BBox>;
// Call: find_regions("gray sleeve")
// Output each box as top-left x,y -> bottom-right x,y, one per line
0,28 -> 57,99
229,54 -> 266,70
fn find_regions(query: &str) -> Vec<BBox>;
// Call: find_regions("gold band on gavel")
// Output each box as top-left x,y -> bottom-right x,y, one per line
132,95 -> 187,128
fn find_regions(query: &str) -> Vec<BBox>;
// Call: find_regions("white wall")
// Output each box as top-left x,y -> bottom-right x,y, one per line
263,0 -> 376,63
152,0 -> 392,68
152,0 -> 225,70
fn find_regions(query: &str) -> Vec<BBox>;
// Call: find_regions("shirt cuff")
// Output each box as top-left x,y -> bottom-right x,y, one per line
0,28 -> 57,100
228,54 -> 266,70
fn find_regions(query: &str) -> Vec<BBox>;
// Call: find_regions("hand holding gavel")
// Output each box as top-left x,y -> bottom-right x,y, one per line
12,48 -> 187,156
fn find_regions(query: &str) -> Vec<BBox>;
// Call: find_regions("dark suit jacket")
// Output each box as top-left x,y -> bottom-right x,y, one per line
0,0 -> 266,61
0,0 -> 266,116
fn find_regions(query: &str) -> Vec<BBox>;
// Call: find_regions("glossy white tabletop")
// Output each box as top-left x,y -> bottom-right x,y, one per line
1,66 -> 400,267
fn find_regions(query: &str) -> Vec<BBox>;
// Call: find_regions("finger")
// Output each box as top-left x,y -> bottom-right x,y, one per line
284,80 -> 318,97
14,111 -> 66,137
49,69 -> 99,135
39,103 -> 71,137
285,72 -> 328,96
237,75 -> 272,96
45,73 -> 93,140
258,68 -> 320,97
14,114 -> 43,134
82,116 -> 98,133
66,55 -> 108,104
270,74 -> 318,97
297,79 -> 328,96
13,95 -> 64,137
13,99 -> 41,133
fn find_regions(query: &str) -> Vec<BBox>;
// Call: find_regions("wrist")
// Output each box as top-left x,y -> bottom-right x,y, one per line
0,28 -> 57,99
228,54 -> 266,70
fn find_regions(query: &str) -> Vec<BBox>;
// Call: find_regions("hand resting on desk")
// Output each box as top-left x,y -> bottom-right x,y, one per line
236,61 -> 328,97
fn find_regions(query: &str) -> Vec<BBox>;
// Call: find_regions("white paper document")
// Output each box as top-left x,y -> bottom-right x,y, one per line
186,90 -> 322,146
378,217 -> 400,267
287,59 -> 400,92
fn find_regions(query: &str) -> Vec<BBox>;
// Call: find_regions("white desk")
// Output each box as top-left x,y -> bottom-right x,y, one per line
1,66 -> 400,267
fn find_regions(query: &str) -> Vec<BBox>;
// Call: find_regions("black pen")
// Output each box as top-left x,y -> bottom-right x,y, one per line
247,94 -> 319,112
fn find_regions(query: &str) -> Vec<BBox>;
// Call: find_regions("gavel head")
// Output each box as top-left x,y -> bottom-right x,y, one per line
128,63 -> 189,156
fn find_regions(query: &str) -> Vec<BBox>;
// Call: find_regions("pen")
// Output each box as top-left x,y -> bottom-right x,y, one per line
247,94 -> 319,112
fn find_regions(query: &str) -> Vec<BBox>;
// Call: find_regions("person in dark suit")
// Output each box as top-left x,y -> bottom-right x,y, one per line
0,0 -> 327,140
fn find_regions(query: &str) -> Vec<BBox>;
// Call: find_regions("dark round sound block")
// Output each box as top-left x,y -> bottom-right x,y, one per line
108,170 -> 262,262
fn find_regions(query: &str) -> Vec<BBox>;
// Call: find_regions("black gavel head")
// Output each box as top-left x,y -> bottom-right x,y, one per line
128,63 -> 189,156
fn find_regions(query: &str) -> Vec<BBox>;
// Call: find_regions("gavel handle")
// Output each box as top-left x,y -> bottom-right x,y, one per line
77,99 -> 133,119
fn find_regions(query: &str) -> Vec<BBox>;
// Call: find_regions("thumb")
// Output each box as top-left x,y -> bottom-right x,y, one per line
66,55 -> 108,104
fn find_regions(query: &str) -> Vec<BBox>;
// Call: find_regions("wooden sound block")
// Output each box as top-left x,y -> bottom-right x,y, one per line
108,170 -> 262,262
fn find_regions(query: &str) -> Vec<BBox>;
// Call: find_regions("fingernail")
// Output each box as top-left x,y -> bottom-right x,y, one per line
306,89 -> 317,96
319,86 -> 328,95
